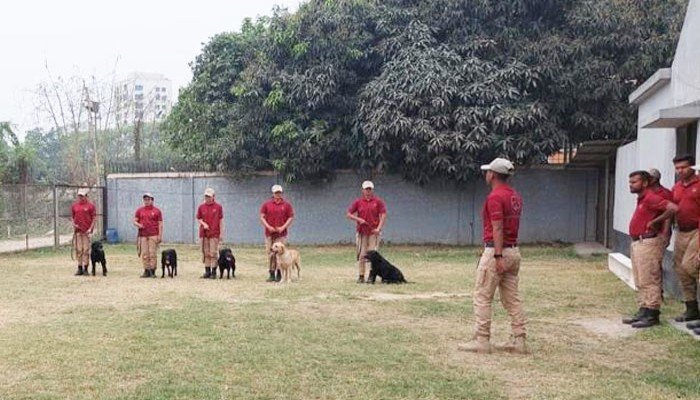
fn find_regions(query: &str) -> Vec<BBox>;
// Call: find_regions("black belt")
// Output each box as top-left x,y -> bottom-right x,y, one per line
678,226 -> 697,233
631,232 -> 657,241
484,242 -> 517,248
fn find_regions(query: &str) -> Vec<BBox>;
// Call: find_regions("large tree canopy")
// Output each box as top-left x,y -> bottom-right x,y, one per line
164,0 -> 687,182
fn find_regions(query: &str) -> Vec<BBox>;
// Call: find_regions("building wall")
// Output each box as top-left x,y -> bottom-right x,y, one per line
672,0 -> 700,107
106,169 -> 599,245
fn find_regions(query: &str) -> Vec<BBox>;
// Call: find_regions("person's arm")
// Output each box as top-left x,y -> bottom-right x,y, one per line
492,219 -> 506,274
133,210 -> 143,229
197,207 -> 209,230
260,213 -> 275,232
647,202 -> 677,230
157,220 -> 164,243
279,205 -> 294,232
346,201 -> 366,225
88,205 -> 96,234
373,213 -> 387,234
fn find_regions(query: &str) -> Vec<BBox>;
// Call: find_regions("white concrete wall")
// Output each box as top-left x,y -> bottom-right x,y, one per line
613,141 -> 638,233
672,0 -> 700,107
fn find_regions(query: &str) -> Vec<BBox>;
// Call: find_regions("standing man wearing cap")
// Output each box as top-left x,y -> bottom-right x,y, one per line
197,188 -> 224,279
346,180 -> 387,283
71,188 -> 96,276
458,158 -> 527,354
622,171 -> 677,328
260,185 -> 295,282
133,193 -> 163,278
672,155 -> 700,324
648,168 -> 674,245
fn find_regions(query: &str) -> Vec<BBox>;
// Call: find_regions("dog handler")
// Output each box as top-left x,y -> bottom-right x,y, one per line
71,188 -> 96,276
346,180 -> 386,283
197,188 -> 224,279
458,158 -> 527,354
133,193 -> 163,278
260,185 -> 295,282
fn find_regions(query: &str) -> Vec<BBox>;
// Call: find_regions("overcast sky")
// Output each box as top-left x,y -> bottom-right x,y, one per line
0,0 -> 303,136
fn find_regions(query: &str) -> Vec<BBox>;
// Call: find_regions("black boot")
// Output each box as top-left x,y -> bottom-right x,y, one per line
210,267 -> 218,279
140,269 -> 151,278
201,267 -> 211,279
693,327 -> 700,335
356,275 -> 365,284
686,320 -> 700,329
266,270 -> 276,282
623,308 -> 645,325
632,308 -> 660,328
275,269 -> 282,282
74,265 -> 84,276
674,301 -> 700,322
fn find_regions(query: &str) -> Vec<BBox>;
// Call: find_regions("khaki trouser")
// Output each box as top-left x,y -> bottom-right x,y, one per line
265,236 -> 287,270
673,230 -> 700,302
201,237 -> 220,268
630,236 -> 664,309
139,236 -> 158,269
356,233 -> 380,276
473,247 -> 526,340
75,233 -> 90,266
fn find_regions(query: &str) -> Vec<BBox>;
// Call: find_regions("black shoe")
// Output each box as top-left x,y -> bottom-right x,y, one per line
623,308 -> 645,325
210,268 -> 218,279
674,301 -> 699,322
201,267 -> 211,279
140,269 -> 151,278
693,327 -> 700,336
632,309 -> 660,328
74,265 -> 84,276
151,269 -> 157,278
686,320 -> 700,329
266,271 -> 276,282
356,276 -> 365,284
275,269 -> 282,282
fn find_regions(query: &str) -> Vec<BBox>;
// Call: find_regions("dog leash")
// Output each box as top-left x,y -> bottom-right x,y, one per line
136,236 -> 142,257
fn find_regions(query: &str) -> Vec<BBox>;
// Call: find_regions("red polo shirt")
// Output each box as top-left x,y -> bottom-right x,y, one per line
672,176 -> 700,231
651,185 -> 673,202
629,189 -> 669,237
134,205 -> 163,237
482,184 -> 522,245
71,200 -> 96,234
197,201 -> 224,238
260,198 -> 294,238
348,196 -> 387,236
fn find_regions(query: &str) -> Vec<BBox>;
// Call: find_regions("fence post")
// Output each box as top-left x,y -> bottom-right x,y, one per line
53,184 -> 59,250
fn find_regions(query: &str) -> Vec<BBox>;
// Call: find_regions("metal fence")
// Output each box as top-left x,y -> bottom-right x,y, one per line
0,184 -> 105,252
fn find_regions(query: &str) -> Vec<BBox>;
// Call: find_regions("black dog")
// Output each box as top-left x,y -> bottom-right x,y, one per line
161,249 -> 178,278
218,248 -> 236,279
364,250 -> 407,284
90,241 -> 107,276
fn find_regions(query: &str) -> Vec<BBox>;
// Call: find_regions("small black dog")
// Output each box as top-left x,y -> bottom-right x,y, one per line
90,241 -> 107,276
364,250 -> 407,284
161,249 -> 178,278
218,248 -> 236,279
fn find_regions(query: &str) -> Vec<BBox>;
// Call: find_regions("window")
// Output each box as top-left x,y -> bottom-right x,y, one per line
136,102 -> 143,110
135,94 -> 144,100
155,87 -> 161,92
135,84 -> 143,91
676,121 -> 698,158
161,95 -> 167,101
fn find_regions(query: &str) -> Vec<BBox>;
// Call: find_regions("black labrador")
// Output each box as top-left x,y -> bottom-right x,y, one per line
364,250 -> 407,284
90,241 -> 107,276
218,248 -> 236,279
161,249 -> 178,278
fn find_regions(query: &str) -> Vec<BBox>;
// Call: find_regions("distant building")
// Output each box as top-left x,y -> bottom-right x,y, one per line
115,72 -> 172,125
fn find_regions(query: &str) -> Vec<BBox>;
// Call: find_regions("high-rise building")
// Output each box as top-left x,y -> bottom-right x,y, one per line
115,72 -> 172,125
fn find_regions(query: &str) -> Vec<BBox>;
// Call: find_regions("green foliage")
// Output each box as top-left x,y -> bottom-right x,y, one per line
164,0 -> 687,182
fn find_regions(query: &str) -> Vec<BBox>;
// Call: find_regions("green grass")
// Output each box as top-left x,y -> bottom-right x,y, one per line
0,244 -> 698,399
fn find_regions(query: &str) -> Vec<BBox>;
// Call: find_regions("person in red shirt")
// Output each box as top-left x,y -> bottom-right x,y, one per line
671,154 -> 700,324
197,188 -> 224,279
71,188 -> 96,276
347,180 -> 387,283
458,158 -> 526,354
623,171 -> 677,328
133,193 -> 163,278
260,185 -> 294,282
648,168 -> 673,244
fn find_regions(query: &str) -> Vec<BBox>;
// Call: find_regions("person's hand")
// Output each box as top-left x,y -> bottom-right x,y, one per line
156,236 -> 162,244
202,222 -> 209,230
495,257 -> 506,274
646,221 -> 657,230
372,228 -> 381,235
357,218 -> 367,225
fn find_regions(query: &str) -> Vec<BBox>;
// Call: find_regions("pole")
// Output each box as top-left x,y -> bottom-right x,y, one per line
53,184 -> 59,250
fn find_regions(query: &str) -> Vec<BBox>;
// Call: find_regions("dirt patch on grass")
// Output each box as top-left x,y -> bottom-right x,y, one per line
572,317 -> 637,339
356,291 -> 469,301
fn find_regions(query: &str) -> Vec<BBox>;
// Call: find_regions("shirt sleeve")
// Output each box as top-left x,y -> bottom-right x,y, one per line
260,202 -> 267,215
196,205 -> 203,220
647,195 -> 669,213
90,204 -> 96,219
287,203 -> 295,218
486,196 -> 505,222
134,209 -> 140,221
157,209 -> 163,222
377,199 -> 387,215
348,200 -> 358,214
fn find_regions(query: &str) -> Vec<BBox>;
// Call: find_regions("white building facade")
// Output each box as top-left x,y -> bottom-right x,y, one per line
116,72 -> 173,125
611,0 -> 700,297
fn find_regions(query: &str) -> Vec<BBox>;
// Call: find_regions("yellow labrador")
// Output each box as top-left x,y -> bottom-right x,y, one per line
271,242 -> 301,283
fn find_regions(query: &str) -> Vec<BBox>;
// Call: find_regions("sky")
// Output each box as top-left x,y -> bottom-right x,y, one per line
0,0 -> 303,136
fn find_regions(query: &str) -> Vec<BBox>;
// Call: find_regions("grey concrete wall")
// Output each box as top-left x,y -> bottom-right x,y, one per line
107,168 -> 598,246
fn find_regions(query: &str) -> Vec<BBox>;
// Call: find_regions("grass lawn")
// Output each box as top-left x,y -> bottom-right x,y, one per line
0,244 -> 698,399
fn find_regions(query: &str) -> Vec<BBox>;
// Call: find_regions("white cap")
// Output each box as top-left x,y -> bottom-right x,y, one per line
648,168 -> 661,180
362,180 -> 374,189
77,188 -> 89,196
271,184 -> 283,193
480,158 -> 515,175
142,192 -> 154,199
204,188 -> 215,197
